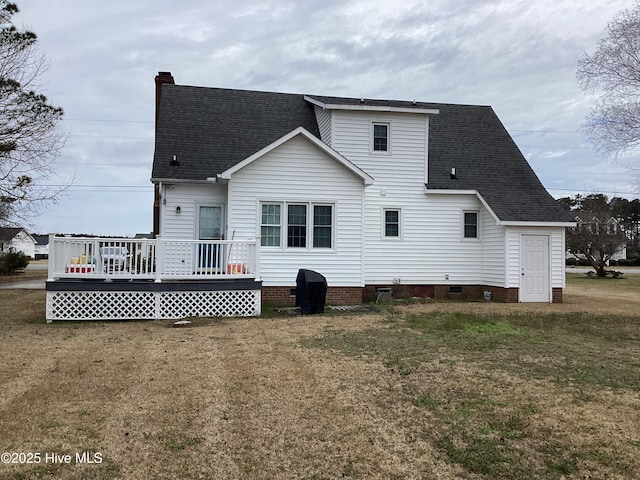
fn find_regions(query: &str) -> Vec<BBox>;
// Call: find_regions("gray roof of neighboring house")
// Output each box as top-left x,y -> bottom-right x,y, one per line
32,235 -> 50,245
0,227 -> 25,241
152,84 -> 573,223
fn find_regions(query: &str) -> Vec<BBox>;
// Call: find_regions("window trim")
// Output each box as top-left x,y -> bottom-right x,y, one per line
259,201 -> 335,251
382,207 -> 402,240
260,203 -> 282,247
312,204 -> 333,249
287,203 -> 308,248
371,121 -> 391,154
462,210 -> 480,240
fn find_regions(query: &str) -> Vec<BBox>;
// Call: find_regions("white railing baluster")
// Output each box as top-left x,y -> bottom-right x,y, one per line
49,236 -> 257,281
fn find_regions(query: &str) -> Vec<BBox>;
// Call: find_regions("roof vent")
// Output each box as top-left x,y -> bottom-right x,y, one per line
450,167 -> 457,179
360,98 -> 364,104
170,155 -> 180,167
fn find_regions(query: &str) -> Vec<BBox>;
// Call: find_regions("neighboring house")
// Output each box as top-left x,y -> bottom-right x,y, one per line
0,227 -> 36,259
150,72 -> 574,304
33,235 -> 50,260
567,215 -> 627,262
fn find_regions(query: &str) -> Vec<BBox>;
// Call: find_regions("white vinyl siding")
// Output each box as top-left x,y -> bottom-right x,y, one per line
480,209 -> 506,286
160,183 -> 227,239
329,110 -> 487,285
228,134 -> 364,287
367,194 -> 485,285
505,226 -> 566,289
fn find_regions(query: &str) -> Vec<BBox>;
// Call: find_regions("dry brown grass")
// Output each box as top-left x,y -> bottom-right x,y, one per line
0,263 -> 48,285
0,274 -> 639,479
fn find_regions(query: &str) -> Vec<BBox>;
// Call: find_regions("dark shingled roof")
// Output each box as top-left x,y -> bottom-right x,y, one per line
152,84 -> 573,223
0,227 -> 23,241
425,103 -> 573,223
152,85 -> 320,181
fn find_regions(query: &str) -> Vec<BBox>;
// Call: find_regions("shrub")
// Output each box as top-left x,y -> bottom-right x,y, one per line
0,251 -> 30,274
566,258 -> 577,266
617,259 -> 631,266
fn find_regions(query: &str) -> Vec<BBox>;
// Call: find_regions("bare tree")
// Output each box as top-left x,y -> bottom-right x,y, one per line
563,194 -> 628,277
0,1 -> 67,225
577,2 -> 640,159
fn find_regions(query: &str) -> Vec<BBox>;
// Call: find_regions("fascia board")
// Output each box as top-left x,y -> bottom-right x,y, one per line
304,95 -> 439,115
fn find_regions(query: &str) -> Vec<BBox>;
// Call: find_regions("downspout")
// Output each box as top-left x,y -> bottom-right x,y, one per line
153,181 -> 162,238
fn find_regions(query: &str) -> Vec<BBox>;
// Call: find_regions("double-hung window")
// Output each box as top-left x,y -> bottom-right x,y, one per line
372,122 -> 389,152
287,204 -> 307,248
313,205 -> 332,248
383,209 -> 400,238
260,202 -> 333,249
463,211 -> 479,239
261,204 -> 281,247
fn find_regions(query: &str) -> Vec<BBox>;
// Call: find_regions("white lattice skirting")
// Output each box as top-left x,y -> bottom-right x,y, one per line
46,283 -> 261,322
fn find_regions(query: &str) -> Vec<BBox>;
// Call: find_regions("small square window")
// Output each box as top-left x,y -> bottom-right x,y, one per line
373,123 -> 389,152
464,212 -> 478,239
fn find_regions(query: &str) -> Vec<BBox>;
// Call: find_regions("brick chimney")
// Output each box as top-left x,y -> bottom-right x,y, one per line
153,72 -> 174,238
155,71 -> 174,131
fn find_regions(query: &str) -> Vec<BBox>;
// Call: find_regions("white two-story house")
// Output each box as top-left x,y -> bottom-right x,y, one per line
151,72 -> 574,304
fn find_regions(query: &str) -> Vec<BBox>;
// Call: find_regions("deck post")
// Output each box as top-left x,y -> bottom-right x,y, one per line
47,233 -> 56,281
254,236 -> 261,279
154,235 -> 163,283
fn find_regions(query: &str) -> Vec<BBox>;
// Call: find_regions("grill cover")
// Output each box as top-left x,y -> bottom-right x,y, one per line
295,269 -> 327,314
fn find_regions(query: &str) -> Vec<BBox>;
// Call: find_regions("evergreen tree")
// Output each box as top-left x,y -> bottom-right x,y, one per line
0,1 -> 66,224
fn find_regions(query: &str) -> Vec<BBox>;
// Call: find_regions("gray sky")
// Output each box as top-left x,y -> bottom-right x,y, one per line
15,0 -> 639,236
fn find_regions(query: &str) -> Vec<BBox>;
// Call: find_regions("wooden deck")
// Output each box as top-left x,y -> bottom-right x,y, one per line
46,235 -> 262,321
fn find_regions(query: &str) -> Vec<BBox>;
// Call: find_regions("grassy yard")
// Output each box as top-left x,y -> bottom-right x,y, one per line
0,274 -> 638,479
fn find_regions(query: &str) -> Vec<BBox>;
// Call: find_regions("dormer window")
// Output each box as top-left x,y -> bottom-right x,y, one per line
372,122 -> 389,152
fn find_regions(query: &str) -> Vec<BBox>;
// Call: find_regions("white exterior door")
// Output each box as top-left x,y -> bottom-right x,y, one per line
197,205 -> 224,270
198,205 -> 224,240
520,235 -> 550,302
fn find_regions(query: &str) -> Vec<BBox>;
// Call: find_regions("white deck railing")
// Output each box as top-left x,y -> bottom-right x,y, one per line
47,235 -> 259,281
